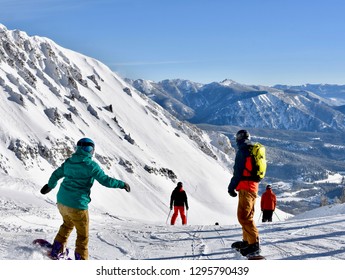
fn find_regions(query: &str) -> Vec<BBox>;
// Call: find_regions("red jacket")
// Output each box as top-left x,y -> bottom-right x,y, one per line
261,189 -> 276,210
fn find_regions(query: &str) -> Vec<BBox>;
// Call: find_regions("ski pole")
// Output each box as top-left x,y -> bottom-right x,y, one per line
273,211 -> 281,221
166,209 -> 172,224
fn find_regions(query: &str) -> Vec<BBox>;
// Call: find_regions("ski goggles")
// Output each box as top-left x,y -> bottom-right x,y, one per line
77,141 -> 95,153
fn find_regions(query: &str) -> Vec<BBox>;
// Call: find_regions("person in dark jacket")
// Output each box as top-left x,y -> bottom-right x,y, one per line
228,129 -> 261,256
40,138 -> 131,260
261,185 -> 277,222
170,182 -> 189,225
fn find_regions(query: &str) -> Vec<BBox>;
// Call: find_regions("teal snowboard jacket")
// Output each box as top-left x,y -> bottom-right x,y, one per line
48,147 -> 125,210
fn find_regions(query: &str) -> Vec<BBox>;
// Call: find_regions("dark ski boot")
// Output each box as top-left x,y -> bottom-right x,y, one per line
231,240 -> 248,251
239,242 -> 260,256
50,240 -> 64,259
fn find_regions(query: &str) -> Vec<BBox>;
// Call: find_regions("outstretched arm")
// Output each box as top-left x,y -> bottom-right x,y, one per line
92,162 -> 126,189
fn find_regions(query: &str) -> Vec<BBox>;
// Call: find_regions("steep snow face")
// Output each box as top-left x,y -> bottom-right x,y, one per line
0,24 -> 238,225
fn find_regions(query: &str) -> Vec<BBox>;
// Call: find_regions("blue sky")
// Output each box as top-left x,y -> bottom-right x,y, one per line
1,0 -> 345,85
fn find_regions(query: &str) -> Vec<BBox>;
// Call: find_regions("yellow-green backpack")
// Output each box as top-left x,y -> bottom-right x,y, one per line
250,142 -> 267,181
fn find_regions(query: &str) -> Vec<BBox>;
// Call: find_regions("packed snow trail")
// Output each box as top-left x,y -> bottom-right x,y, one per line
1,189 -> 345,260
0,175 -> 344,260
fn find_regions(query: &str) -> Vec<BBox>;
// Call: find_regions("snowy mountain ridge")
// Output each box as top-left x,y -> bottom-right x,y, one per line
274,83 -> 345,105
128,78 -> 345,133
0,23 -> 238,225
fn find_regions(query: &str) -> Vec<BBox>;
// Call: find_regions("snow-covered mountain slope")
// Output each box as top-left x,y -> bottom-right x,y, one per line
0,174 -> 343,261
0,23 -> 238,225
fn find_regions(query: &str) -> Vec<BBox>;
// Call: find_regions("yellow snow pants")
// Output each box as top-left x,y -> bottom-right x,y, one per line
237,190 -> 259,245
54,203 -> 89,260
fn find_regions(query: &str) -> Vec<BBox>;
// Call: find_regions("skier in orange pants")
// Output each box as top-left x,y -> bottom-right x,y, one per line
170,182 -> 189,225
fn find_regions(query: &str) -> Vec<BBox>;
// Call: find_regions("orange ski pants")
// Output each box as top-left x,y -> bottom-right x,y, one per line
237,190 -> 259,245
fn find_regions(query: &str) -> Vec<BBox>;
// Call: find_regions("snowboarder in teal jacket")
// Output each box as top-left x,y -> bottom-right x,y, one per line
40,138 -> 130,260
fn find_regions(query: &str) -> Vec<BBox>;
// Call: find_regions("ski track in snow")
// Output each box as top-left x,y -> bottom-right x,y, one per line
1,190 -> 345,260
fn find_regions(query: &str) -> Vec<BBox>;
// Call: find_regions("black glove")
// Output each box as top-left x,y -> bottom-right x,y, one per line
40,184 -> 52,195
228,189 -> 237,197
123,182 -> 131,192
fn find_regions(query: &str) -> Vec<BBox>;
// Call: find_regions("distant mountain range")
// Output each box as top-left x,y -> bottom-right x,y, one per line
274,83 -> 345,105
126,78 -> 345,133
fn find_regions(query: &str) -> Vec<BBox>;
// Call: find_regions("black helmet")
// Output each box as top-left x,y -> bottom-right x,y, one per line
235,129 -> 250,143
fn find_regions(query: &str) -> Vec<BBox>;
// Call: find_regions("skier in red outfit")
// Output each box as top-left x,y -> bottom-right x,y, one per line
260,185 -> 277,222
170,182 -> 189,225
